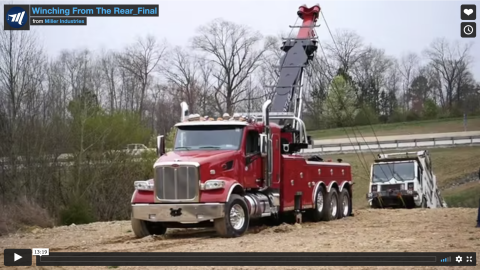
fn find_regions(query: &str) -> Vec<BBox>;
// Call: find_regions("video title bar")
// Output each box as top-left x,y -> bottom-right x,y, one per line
36,252 -> 477,267
30,5 -> 159,17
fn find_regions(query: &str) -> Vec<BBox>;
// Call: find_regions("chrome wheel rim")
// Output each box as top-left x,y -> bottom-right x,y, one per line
331,195 -> 338,217
229,204 -> 245,230
342,194 -> 349,216
316,192 -> 324,213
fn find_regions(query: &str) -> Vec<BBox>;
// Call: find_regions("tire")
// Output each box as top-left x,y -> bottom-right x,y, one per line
131,214 -> 167,238
214,194 -> 250,238
309,185 -> 327,222
338,189 -> 352,218
323,189 -> 339,221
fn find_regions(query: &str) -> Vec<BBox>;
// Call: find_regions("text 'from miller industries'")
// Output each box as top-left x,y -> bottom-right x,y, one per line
30,17 -> 87,26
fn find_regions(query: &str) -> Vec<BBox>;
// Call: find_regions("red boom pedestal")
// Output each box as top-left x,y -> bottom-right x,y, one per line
297,5 -> 320,39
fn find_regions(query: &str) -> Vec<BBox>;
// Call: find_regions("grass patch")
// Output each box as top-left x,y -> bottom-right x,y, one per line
309,116 -> 480,139
443,182 -> 480,208
324,146 -> 480,209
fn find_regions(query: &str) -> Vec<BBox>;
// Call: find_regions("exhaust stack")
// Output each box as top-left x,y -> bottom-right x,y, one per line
180,102 -> 189,122
262,100 -> 273,188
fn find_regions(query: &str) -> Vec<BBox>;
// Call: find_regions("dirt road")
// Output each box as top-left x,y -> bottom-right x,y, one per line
1,208 -> 478,270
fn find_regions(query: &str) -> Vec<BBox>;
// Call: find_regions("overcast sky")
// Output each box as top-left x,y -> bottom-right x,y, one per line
3,0 -> 480,79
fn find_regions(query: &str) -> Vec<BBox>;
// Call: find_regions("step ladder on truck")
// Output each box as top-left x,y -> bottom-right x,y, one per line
366,150 -> 448,209
129,4 -> 354,238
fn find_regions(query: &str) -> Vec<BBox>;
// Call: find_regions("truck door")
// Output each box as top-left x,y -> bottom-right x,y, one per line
243,129 -> 262,187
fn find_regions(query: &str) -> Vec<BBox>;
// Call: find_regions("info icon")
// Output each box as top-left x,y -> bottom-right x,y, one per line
461,22 -> 476,38
461,4 -> 476,20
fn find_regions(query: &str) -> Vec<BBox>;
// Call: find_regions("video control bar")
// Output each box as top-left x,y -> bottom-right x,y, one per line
36,252 -> 477,266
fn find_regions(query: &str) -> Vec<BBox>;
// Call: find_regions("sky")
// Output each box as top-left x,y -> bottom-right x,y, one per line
3,0 -> 480,79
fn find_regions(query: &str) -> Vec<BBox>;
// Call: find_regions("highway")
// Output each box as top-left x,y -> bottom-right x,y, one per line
306,131 -> 480,154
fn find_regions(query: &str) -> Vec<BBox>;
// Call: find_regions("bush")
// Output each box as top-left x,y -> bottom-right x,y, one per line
0,197 -> 54,236
406,110 -> 421,121
422,99 -> 439,119
354,105 -> 379,126
389,107 -> 406,123
59,198 -> 95,225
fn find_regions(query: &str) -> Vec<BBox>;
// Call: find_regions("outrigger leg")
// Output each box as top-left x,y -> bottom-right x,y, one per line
397,193 -> 406,208
376,194 -> 384,208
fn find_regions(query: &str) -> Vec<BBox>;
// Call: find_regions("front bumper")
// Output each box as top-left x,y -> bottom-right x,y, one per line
131,203 -> 225,223
366,190 -> 419,199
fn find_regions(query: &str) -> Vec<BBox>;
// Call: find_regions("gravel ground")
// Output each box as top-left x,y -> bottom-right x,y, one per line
1,208 -> 479,270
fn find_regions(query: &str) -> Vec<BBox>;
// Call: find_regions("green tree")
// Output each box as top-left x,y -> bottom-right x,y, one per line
422,99 -> 439,119
323,75 -> 357,127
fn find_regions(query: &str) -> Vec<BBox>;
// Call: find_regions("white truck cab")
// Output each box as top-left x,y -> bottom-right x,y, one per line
366,150 -> 447,209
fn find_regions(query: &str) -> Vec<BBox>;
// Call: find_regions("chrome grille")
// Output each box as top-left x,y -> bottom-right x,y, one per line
381,184 -> 402,191
154,165 -> 199,201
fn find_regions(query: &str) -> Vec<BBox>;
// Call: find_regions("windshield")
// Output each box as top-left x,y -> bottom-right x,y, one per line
174,125 -> 244,151
372,162 -> 416,183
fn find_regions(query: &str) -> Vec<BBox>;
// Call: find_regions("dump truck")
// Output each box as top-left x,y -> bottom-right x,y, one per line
366,150 -> 447,209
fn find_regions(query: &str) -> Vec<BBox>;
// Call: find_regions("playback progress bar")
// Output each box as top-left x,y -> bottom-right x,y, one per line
36,252 -> 477,266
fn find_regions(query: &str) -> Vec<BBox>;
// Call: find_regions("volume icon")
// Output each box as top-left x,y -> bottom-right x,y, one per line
441,257 -> 451,262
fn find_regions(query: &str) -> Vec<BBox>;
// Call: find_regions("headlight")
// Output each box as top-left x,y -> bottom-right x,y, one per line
367,192 -> 373,198
200,180 -> 226,190
134,179 -> 154,191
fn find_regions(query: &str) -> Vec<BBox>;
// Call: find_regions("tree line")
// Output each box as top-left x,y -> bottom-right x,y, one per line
0,18 -> 478,233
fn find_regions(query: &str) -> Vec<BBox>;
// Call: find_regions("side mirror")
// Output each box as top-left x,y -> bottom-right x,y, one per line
259,133 -> 267,157
307,135 -> 314,149
156,135 -> 165,157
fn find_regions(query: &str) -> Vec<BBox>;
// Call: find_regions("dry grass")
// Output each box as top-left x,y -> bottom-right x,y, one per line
0,197 -> 54,236
324,146 -> 480,209
309,117 -> 480,139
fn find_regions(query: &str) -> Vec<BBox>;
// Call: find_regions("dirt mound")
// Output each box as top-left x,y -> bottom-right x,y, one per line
1,208 -> 478,270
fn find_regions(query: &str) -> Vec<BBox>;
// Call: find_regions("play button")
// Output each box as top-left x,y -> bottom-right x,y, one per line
3,249 -> 32,266
14,253 -> 22,262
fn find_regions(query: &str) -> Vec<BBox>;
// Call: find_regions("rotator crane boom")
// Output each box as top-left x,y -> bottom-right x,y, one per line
270,5 -> 320,122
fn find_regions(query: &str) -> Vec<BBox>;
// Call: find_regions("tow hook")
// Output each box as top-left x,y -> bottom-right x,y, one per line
170,208 -> 182,217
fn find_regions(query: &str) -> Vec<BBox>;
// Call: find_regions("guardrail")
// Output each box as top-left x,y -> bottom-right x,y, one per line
2,135 -> 480,166
302,135 -> 480,154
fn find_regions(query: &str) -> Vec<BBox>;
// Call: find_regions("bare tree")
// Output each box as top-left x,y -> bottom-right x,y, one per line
191,19 -> 273,115
398,52 -> 420,109
162,46 -> 201,113
99,50 -> 119,112
423,38 -> 472,109
325,29 -> 364,74
116,35 -> 167,118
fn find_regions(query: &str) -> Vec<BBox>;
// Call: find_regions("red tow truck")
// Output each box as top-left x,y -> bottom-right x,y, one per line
130,4 -> 353,238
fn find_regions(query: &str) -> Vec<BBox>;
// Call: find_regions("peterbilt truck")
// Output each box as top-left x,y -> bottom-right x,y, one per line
366,150 -> 447,209
130,4 -> 354,238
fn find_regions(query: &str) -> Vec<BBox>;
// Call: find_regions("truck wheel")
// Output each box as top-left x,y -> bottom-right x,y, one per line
310,185 -> 326,222
214,194 -> 250,238
323,189 -> 339,221
338,189 -> 352,218
131,214 -> 167,238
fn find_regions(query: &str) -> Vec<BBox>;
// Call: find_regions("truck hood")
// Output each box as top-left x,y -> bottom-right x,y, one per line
153,150 -> 238,167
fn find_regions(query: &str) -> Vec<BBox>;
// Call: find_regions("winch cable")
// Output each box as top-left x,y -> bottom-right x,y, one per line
316,10 -> 401,182
309,42 -> 370,176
